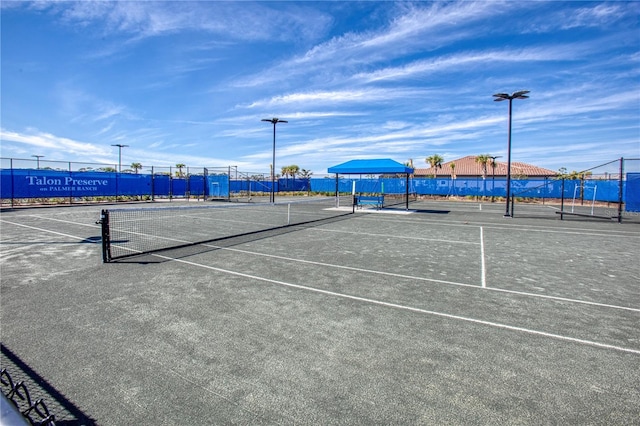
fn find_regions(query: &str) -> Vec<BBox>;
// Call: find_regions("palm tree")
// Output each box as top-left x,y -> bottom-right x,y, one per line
281,165 -> 300,186
131,162 -> 142,174
425,154 -> 443,178
475,154 -> 492,199
450,162 -> 456,179
281,166 -> 291,183
175,163 -> 186,178
490,158 -> 498,174
475,154 -> 491,179
289,165 -> 299,180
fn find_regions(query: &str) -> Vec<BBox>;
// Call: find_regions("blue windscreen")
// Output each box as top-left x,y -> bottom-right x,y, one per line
626,173 -> 640,212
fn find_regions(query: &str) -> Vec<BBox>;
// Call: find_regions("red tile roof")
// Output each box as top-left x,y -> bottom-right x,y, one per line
414,155 -> 556,177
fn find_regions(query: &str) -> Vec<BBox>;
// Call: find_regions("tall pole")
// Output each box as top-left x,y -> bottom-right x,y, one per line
31,155 -> 44,169
493,90 -> 529,217
505,98 -> 513,216
111,144 -> 129,172
489,155 -> 501,202
272,123 -> 276,203
261,118 -> 287,203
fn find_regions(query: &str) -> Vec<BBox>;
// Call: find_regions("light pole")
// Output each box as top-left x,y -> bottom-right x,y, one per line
261,118 -> 288,203
489,155 -> 502,202
31,155 -> 44,169
493,90 -> 529,216
111,144 -> 129,172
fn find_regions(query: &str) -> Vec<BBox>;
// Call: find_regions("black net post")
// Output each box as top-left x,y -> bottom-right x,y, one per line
98,209 -> 111,263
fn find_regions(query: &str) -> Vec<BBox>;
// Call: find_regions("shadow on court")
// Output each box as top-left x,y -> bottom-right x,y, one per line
1,344 -> 98,425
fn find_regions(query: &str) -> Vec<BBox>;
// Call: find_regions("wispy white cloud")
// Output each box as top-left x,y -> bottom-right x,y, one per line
244,87 -> 430,109
354,47 -> 579,83
524,2 -> 631,33
26,1 -> 332,43
0,127 -> 247,168
233,1 -> 514,88
560,3 -> 629,30
0,128 -> 110,156
53,83 -> 132,124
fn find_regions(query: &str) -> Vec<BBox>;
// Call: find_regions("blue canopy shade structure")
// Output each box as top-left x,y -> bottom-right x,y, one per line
327,159 -> 414,210
328,158 -> 414,175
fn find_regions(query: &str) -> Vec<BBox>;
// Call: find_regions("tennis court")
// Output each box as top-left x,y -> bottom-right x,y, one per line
1,198 -> 638,424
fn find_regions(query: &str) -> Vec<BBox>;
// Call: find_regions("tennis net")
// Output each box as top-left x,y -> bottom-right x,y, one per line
382,192 -> 417,209
98,196 -> 353,262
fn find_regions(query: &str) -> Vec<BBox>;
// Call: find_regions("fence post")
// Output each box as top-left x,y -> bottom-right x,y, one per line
203,168 -> 208,201
186,167 -> 190,200
617,157 -> 624,223
115,165 -> 119,203
560,178 -> 565,220
69,162 -> 73,205
405,174 -> 410,210
151,166 -> 155,201
10,158 -> 14,208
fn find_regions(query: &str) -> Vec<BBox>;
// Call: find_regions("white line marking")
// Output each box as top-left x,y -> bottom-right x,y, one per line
31,215 -> 102,229
153,253 -> 640,355
201,242 -> 472,287
363,215 -> 639,238
4,218 -> 638,314
199,242 -> 640,313
0,219 -> 92,242
311,227 -> 480,245
480,226 -> 486,288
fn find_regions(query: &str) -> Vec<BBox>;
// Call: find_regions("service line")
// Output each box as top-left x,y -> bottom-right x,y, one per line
155,252 -> 640,356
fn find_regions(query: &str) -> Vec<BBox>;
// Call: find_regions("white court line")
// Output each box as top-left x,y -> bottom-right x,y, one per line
4,218 -> 638,314
202,241 -> 473,287
201,225 -> 640,312
365,215 -> 639,238
4,218 -> 638,353
200,240 -> 640,313
0,219 -> 93,242
313,227 -> 479,245
153,252 -> 640,356
32,215 -> 102,229
480,226 -> 486,288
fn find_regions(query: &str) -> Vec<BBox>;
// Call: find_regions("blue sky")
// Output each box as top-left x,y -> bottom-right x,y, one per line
1,1 -> 639,175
